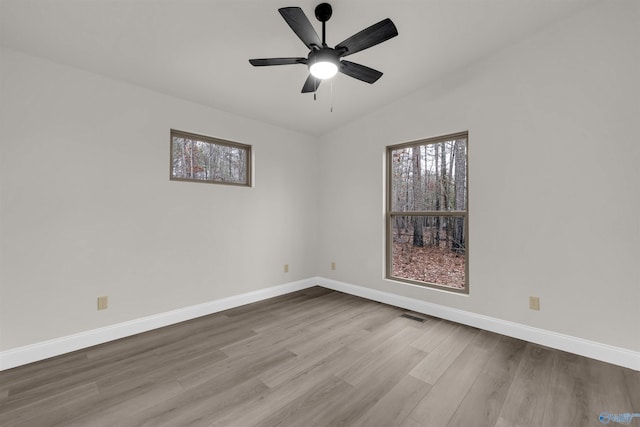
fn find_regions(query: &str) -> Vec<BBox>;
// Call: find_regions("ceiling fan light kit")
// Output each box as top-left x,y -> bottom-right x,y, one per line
249,2 -> 398,93
308,49 -> 339,79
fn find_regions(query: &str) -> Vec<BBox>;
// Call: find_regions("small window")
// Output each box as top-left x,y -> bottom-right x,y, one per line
170,129 -> 251,186
386,132 -> 468,293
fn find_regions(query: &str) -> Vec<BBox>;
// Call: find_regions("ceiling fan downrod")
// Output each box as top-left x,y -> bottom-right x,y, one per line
315,3 -> 332,46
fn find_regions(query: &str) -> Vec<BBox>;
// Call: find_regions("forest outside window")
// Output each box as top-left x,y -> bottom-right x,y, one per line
170,129 -> 251,186
387,132 -> 468,293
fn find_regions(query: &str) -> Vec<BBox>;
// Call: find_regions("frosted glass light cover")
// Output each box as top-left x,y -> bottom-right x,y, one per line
310,61 -> 338,79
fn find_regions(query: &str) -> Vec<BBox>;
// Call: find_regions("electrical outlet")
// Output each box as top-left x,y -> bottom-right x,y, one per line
529,296 -> 540,311
331,262 -> 336,270
284,264 -> 289,273
97,296 -> 108,310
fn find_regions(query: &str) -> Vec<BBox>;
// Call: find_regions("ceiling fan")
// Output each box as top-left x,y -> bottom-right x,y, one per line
249,3 -> 398,93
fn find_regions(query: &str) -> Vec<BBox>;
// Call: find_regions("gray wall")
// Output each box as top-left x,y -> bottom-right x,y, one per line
316,1 -> 639,351
0,49 -> 319,350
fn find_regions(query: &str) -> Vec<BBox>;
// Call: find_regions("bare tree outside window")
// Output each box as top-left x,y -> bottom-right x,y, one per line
170,130 -> 251,186
387,132 -> 468,292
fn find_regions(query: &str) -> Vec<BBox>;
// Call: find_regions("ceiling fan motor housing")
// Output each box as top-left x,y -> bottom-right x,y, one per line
308,48 -> 339,67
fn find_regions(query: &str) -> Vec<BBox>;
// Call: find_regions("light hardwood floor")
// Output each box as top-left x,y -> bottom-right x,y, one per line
1,287 -> 638,426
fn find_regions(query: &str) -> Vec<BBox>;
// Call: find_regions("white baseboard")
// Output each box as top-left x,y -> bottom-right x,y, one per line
0,278 -> 316,371
313,277 -> 639,371
2,276 -> 638,371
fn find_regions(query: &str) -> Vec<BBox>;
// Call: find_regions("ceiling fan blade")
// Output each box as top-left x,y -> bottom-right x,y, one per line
335,18 -> 398,57
339,60 -> 383,84
249,58 -> 307,66
301,74 -> 321,93
279,7 -> 322,50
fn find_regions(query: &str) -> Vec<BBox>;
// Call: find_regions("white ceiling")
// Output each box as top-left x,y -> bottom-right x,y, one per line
1,0 -> 597,136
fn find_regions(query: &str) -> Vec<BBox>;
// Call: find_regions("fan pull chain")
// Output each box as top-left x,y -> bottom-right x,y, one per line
330,79 -> 334,112
314,78 -> 318,101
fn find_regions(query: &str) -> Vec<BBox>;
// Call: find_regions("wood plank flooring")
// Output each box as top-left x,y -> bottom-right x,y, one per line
1,287 -> 638,426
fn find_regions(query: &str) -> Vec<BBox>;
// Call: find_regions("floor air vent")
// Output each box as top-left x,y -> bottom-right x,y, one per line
400,313 -> 426,323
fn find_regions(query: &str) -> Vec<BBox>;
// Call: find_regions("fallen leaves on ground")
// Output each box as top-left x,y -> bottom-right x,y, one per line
392,242 -> 465,288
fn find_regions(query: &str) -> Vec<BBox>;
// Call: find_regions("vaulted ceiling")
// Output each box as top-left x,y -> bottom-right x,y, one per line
0,0 -> 597,136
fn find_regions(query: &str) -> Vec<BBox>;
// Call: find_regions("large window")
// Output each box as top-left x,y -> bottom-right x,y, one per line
170,129 -> 251,186
387,132 -> 468,293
